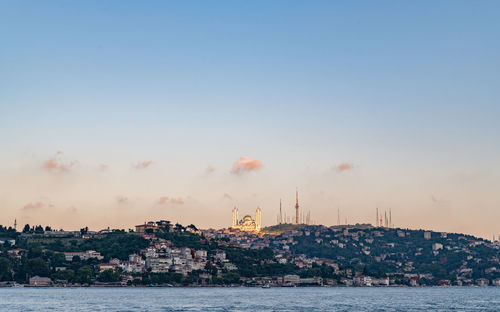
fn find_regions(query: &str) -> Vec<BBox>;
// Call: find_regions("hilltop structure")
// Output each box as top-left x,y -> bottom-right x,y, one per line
232,207 -> 262,232
295,188 -> 299,225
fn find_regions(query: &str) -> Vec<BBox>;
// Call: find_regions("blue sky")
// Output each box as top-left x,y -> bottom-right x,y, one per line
0,1 -> 499,237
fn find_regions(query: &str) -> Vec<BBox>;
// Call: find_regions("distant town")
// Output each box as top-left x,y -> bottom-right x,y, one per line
0,210 -> 499,287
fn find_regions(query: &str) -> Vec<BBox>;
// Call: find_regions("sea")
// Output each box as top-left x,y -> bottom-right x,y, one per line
0,287 -> 498,311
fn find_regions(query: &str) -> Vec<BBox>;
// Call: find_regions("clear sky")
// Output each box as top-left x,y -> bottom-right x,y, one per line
1,1 -> 499,238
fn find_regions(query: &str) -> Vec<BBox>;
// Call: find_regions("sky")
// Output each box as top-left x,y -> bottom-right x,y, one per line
1,1 -> 499,238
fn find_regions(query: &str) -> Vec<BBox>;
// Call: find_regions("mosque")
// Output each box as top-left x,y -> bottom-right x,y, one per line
231,206 -> 262,232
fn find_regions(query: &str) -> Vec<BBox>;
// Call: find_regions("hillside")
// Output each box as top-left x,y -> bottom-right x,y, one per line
0,223 -> 499,286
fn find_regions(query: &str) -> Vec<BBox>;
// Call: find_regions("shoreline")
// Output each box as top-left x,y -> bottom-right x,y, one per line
1,285 -> 497,288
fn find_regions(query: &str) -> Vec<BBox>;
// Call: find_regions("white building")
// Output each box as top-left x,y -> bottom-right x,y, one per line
63,250 -> 103,261
215,250 -> 226,262
424,232 -> 432,240
231,207 -> 262,232
196,250 -> 207,259
432,243 -> 443,251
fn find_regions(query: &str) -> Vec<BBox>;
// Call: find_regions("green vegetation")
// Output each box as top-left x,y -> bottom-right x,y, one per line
0,222 -> 498,286
0,257 -> 11,280
77,234 -> 149,260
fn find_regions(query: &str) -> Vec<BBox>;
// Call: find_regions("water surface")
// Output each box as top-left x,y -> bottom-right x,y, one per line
0,287 -> 498,311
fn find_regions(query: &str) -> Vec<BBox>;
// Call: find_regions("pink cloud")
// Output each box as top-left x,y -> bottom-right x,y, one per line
337,163 -> 353,172
170,198 -> 184,205
43,151 -> 77,172
158,196 -> 184,205
134,160 -> 153,169
158,196 -> 169,204
231,156 -> 262,175
23,201 -> 45,210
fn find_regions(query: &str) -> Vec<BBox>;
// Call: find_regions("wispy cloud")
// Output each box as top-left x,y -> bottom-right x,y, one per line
170,198 -> 184,205
231,156 -> 262,175
116,196 -> 128,204
133,160 -> 153,170
205,166 -> 215,174
158,196 -> 169,204
99,164 -> 109,171
158,196 -> 184,205
431,195 -> 449,207
23,201 -> 45,210
223,193 -> 233,200
43,151 -> 77,172
336,162 -> 353,172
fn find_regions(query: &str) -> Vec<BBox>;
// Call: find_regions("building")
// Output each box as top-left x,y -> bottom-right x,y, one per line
63,250 -> 103,262
0,239 -> 15,246
7,248 -> 25,259
295,187 -> 299,224
135,221 -> 159,233
354,276 -> 372,286
215,250 -> 226,262
29,276 -> 51,286
283,274 -> 300,285
231,207 -> 262,232
432,243 -> 443,251
424,232 -> 432,240
97,263 -> 118,272
196,250 -> 207,259
146,258 -> 172,273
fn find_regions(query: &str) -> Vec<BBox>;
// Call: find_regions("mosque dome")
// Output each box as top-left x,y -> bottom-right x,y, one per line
242,215 -> 253,222
231,208 -> 261,232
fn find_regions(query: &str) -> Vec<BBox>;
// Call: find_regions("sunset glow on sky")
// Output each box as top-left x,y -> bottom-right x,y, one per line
1,1 -> 499,238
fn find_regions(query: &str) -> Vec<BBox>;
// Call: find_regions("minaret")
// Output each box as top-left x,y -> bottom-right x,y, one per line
337,208 -> 340,226
14,219 -> 17,231
231,207 -> 234,227
256,207 -> 262,231
389,208 -> 392,228
376,208 -> 379,227
279,199 -> 282,224
232,207 -> 239,227
295,187 -> 299,225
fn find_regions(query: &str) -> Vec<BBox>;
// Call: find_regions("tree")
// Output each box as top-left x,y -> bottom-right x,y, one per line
28,244 -> 43,258
0,257 -> 11,281
22,224 -> 30,233
52,269 -> 75,282
80,227 -> 88,236
222,272 -> 240,284
98,269 -> 121,282
50,252 -> 67,267
76,265 -> 93,284
34,225 -> 44,234
26,258 -> 49,277
45,226 -> 52,231
174,223 -> 185,232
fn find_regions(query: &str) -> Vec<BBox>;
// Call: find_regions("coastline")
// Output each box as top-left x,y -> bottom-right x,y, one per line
1,284 -> 497,288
